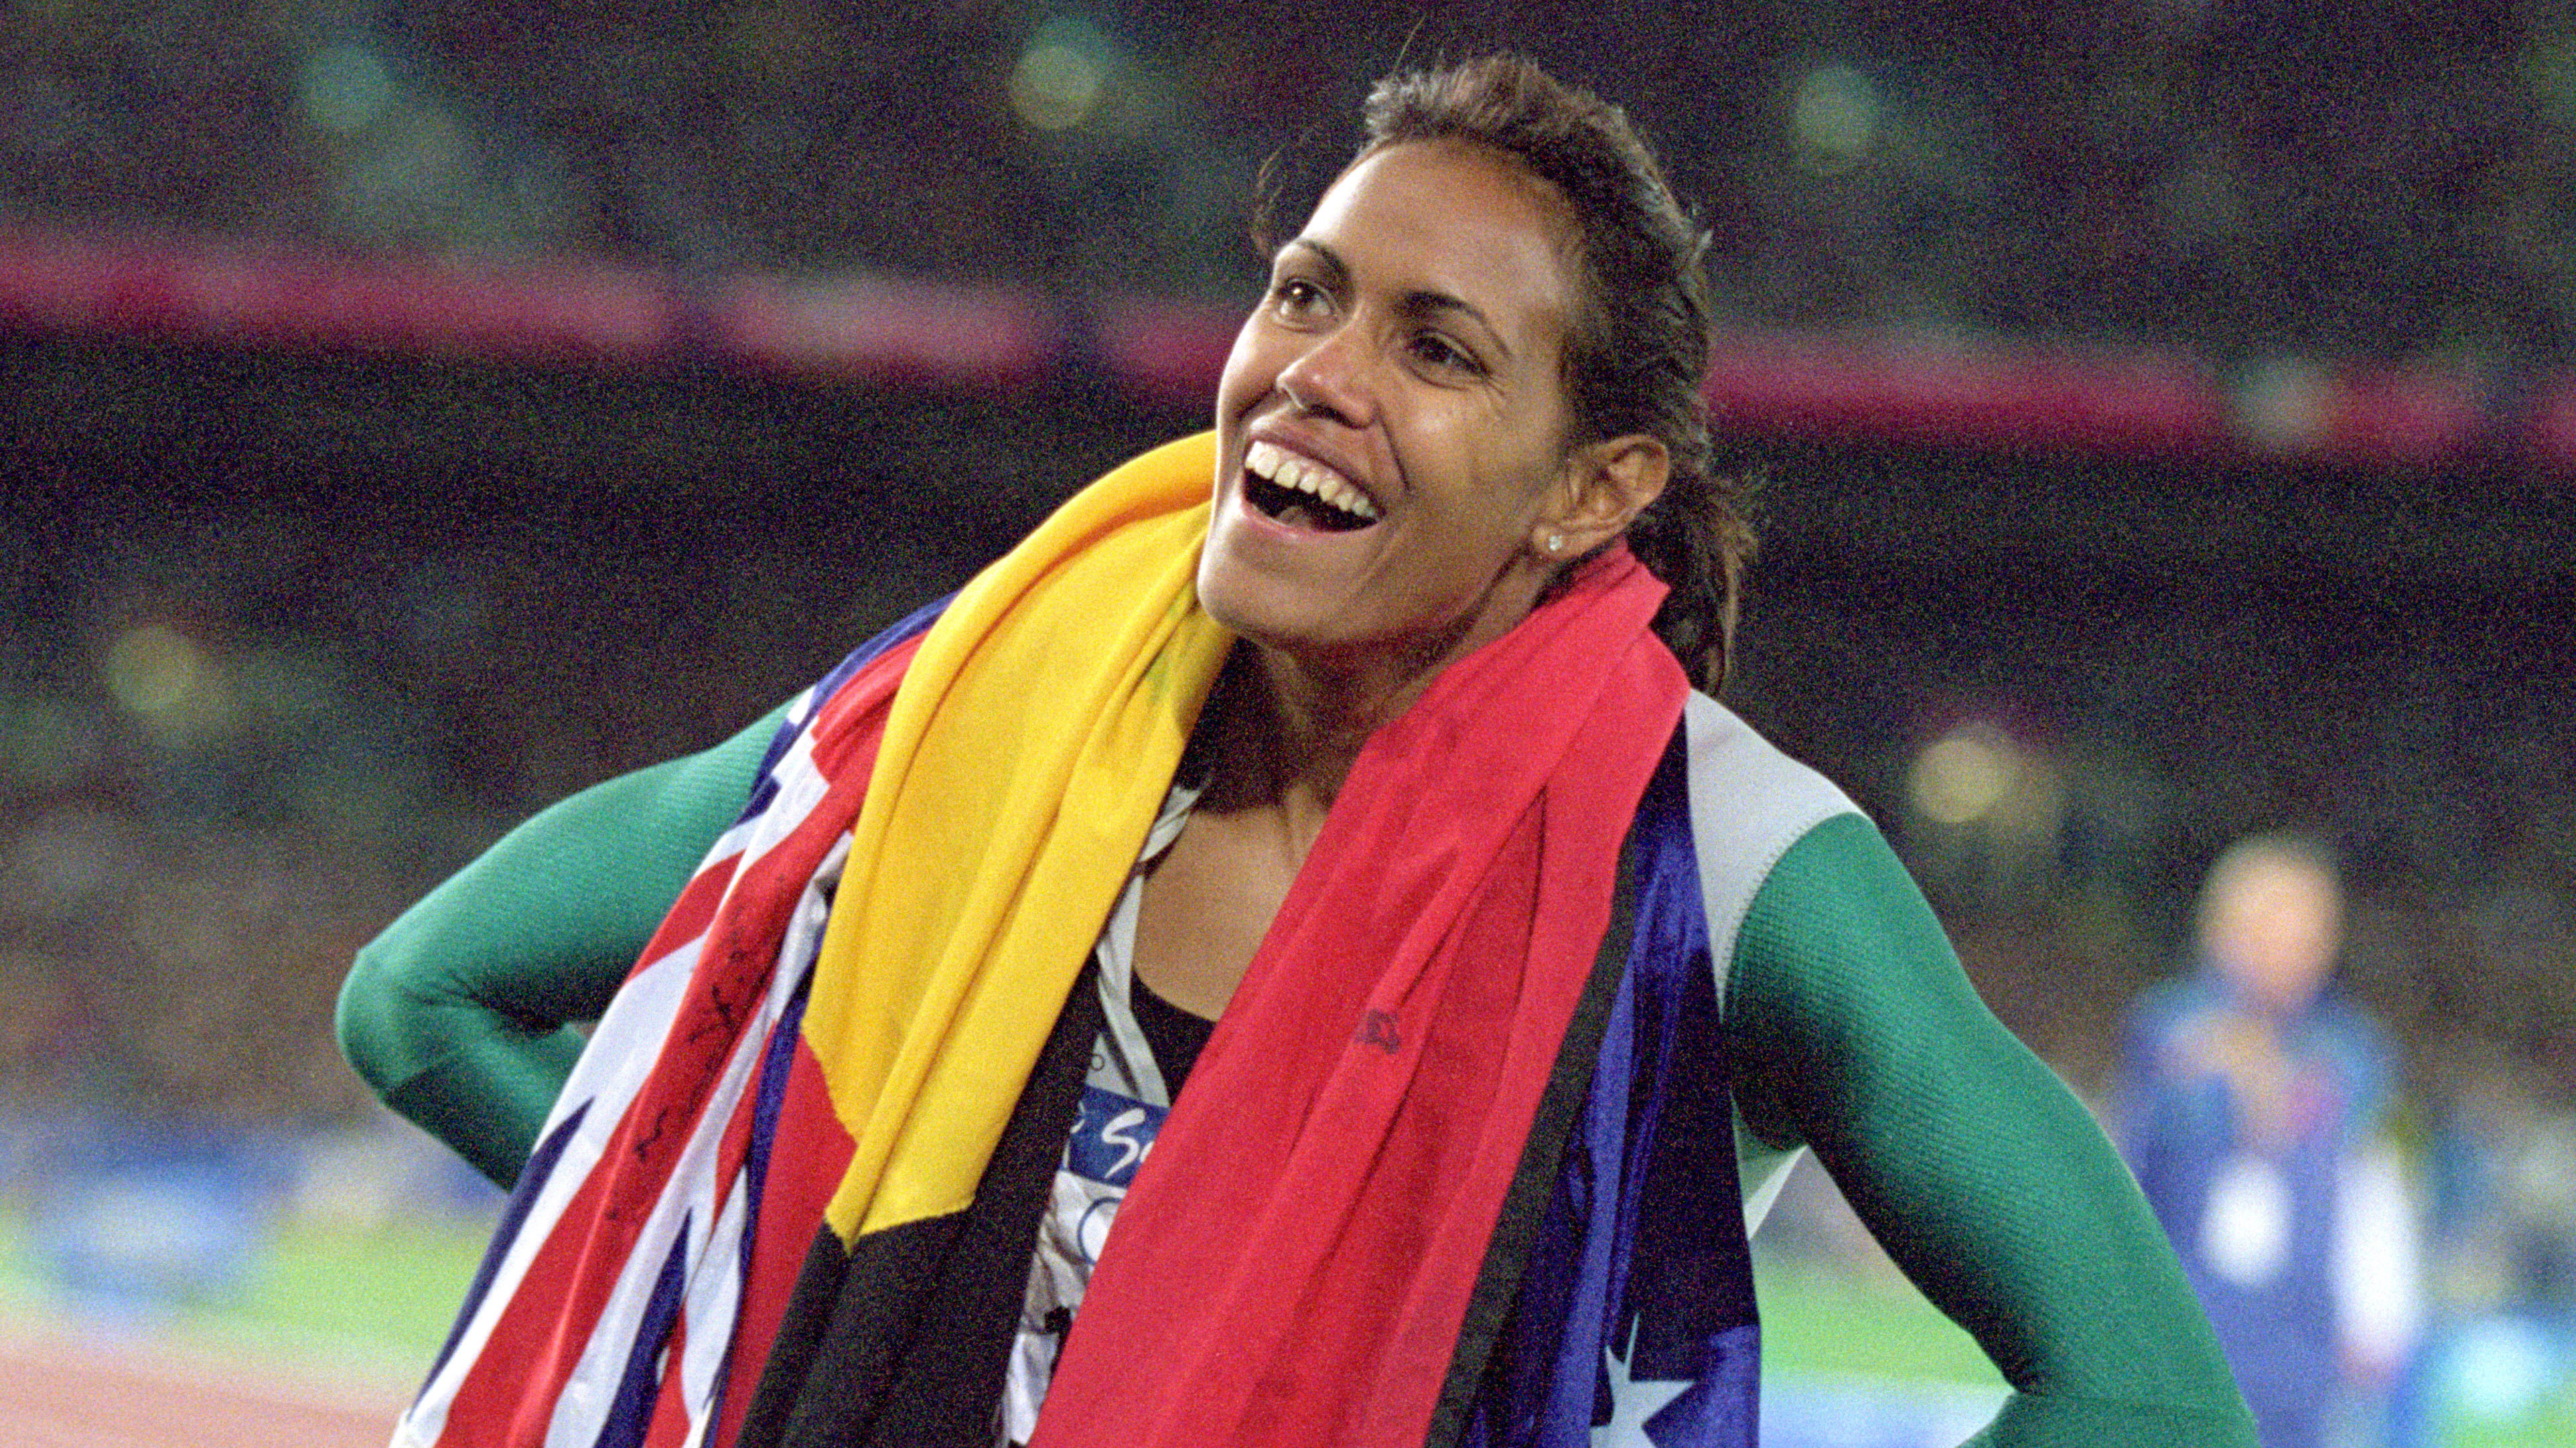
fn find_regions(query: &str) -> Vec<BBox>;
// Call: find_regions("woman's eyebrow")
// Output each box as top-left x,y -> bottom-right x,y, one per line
1280,238 -> 1348,289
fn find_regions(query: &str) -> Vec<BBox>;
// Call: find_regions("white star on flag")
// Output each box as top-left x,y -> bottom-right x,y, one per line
1593,1321 -> 1691,1446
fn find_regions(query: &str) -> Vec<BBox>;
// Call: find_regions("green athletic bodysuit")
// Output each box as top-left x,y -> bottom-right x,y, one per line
338,699 -> 2254,1446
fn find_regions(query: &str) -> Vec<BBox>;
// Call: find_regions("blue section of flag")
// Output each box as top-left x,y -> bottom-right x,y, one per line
1462,730 -> 1760,1448
1642,1323 -> 1762,1447
593,1210 -> 693,1448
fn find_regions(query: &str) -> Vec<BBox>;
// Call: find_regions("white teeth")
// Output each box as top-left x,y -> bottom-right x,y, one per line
1245,440 -> 1380,522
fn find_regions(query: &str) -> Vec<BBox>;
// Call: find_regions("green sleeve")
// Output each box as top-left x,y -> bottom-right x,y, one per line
336,703 -> 790,1187
1727,813 -> 2255,1447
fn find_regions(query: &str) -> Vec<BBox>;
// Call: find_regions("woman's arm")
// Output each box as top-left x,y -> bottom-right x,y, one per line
1725,814 -> 2255,1446
337,704 -> 789,1186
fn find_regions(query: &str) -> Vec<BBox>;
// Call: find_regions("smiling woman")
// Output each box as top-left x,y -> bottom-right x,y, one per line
336,53 -> 2257,1448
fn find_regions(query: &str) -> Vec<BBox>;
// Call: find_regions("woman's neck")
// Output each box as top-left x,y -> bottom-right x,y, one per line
1196,640 -> 1441,848
1197,571 -> 1549,845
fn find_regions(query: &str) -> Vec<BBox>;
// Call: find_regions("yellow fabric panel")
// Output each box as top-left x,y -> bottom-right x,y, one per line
802,431 -> 1234,1241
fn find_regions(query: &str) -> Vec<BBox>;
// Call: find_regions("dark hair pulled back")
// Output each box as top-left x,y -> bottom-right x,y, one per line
1257,52 -> 1755,691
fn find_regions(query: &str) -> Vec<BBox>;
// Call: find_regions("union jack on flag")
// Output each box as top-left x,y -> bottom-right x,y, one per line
392,601 -> 940,1448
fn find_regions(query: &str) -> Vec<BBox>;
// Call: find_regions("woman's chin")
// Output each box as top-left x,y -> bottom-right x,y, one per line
1197,581 -> 1323,658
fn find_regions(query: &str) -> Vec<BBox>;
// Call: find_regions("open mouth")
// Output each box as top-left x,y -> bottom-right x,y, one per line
1243,439 -> 1381,534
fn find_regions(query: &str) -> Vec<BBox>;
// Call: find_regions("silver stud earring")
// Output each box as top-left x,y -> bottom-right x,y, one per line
1545,532 -> 1564,555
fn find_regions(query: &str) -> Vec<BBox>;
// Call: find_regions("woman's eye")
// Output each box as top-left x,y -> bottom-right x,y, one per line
1408,332 -> 1482,376
1270,277 -> 1328,317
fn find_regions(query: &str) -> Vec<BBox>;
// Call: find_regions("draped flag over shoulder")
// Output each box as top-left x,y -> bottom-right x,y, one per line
396,433 -> 1226,1448
391,429 -> 1719,1448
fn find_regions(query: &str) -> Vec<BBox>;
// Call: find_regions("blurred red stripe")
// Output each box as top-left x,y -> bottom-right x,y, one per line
2312,364 -> 2487,468
0,226 -> 672,361
1092,297 -> 1240,405
0,1321 -> 409,1448
1699,330 -> 2231,457
708,273 -> 1054,386
0,222 -> 2553,469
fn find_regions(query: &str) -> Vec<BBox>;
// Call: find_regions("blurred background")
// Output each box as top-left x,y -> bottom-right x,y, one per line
0,1 -> 2571,1444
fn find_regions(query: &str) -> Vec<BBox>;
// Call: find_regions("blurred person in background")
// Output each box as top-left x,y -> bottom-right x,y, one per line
2120,832 -> 2423,1448
340,54 -> 2252,1448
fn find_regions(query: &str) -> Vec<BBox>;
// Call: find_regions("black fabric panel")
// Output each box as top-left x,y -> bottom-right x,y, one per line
858,966 -> 1106,1445
735,1224 -> 871,1444
1421,766 -> 1655,1448
1131,969 -> 1217,1090
736,963 -> 1106,1448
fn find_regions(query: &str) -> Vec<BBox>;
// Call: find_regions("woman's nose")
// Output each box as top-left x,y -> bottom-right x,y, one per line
1277,325 -> 1374,428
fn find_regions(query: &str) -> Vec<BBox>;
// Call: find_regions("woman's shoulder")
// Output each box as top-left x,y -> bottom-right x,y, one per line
1676,692 -> 1862,834
1676,692 -> 1868,877
1674,691 -> 1877,990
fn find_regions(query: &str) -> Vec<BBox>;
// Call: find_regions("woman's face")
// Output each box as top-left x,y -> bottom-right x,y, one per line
1200,139 -> 1589,680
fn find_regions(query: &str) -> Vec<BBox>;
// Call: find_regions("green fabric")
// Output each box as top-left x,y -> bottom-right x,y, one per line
335,704 -> 788,1185
1727,812 -> 2255,1445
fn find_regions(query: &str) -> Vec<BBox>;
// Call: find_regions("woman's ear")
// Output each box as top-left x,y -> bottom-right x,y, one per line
1532,434 -> 1670,557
